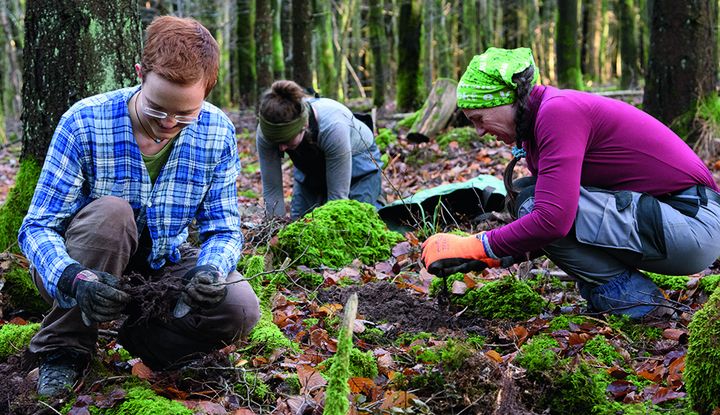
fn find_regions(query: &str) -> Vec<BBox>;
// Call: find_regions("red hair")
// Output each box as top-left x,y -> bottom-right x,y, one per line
140,16 -> 219,97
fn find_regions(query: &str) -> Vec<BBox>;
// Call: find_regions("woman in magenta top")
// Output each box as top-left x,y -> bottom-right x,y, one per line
422,47 -> 720,319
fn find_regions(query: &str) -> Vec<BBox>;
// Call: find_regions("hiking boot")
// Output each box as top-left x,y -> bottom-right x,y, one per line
37,350 -> 89,397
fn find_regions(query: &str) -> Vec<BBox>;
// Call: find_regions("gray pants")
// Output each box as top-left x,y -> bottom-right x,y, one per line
29,196 -> 260,369
291,148 -> 383,219
517,184 -> 720,317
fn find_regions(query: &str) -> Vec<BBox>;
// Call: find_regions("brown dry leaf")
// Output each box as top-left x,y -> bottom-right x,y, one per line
348,377 -> 376,394
607,380 -> 637,400
485,350 -> 503,363
662,328 -> 688,344
379,391 -> 418,410
507,326 -> 529,345
463,274 -> 477,289
666,355 -> 686,388
404,232 -> 420,246
231,409 -> 257,415
392,242 -> 413,257
181,400 -> 228,414
569,332 -> 591,346
297,364 -> 327,394
637,366 -> 663,383
376,353 -> 395,375
317,303 -> 343,317
131,361 -> 154,380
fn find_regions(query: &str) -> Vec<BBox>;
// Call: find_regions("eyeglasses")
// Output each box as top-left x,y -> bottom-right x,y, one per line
141,106 -> 201,125
139,92 -> 202,125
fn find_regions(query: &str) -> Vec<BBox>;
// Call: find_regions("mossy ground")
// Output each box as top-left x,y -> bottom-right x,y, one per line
685,285 -> 720,413
375,128 -> 398,151
275,200 -> 404,268
1,262 -> 48,315
0,323 -> 40,359
435,126 -> 482,149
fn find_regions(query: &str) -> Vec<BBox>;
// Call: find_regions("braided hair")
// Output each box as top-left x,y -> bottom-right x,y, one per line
504,65 -> 536,213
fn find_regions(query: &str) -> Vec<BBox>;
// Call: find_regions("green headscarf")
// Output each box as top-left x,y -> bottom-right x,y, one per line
258,103 -> 309,144
457,47 -> 539,109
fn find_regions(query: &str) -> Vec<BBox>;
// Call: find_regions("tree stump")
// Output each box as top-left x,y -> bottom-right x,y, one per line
406,78 -> 458,143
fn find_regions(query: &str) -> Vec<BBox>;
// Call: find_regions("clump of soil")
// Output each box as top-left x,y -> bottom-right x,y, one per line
317,281 -> 488,338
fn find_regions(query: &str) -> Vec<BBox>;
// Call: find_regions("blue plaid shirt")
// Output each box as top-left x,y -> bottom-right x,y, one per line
18,86 -> 243,307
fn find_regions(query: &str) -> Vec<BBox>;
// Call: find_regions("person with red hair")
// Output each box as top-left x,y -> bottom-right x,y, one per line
19,16 -> 260,396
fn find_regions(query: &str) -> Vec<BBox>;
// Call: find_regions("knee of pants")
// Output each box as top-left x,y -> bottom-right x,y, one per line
584,270 -> 665,319
66,196 -> 137,248
213,271 -> 261,339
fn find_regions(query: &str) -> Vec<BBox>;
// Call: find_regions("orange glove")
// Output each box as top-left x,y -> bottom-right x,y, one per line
421,232 -> 501,277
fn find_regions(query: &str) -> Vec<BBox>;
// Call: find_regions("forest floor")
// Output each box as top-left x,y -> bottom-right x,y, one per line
1,109 -> 720,414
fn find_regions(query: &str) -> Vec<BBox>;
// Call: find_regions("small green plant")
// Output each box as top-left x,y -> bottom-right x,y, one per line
275,200 -> 404,268
606,314 -> 663,342
583,335 -> 623,366
92,385 -> 193,414
548,315 -> 588,332
238,189 -> 259,199
0,323 -> 40,359
515,334 -> 561,373
234,370 -> 273,403
700,274 -> 720,293
322,348 -> 378,379
358,327 -> 386,345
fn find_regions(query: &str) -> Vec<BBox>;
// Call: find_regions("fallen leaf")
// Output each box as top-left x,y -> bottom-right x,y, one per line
348,377 -> 375,394
607,380 -> 636,399
131,361 -> 154,380
451,280 -> 467,295
297,365 -> 327,394
662,328 -> 688,344
485,350 -> 503,363
379,391 -> 418,410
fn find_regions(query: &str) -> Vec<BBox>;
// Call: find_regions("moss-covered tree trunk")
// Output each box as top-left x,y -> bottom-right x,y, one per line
0,0 -> 140,312
643,0 -> 718,144
369,0 -> 386,107
255,0 -> 273,104
420,0 -> 433,94
536,0 -> 556,83
556,0 -> 583,89
460,0 -> 480,72
314,0 -> 337,98
291,0 -> 312,90
434,0 -> 452,79
271,0 -> 284,79
237,0 -> 256,107
618,0 -> 639,89
582,0 -> 603,83
397,0 -> 421,111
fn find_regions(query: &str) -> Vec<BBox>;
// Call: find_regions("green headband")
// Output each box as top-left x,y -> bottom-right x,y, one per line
258,103 -> 308,143
457,47 -> 538,109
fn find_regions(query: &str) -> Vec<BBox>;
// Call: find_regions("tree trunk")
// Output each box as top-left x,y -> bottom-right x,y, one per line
0,0 -> 22,134
556,0 -> 582,89
369,0 -> 386,107
237,0 -> 256,107
420,0 -> 433,93
435,0 -> 453,79
314,0 -> 337,98
255,0 -> 273,104
460,0 -> 480,71
291,0 -> 312,89
22,0 -> 141,163
281,0 -> 293,80
3,0 -> 140,253
396,0 -> 421,111
619,0 -> 639,88
643,0 -> 718,144
407,78 -> 458,142
582,0 -> 602,82
271,0 -> 285,79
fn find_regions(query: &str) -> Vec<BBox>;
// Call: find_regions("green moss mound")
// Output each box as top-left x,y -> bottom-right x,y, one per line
397,110 -> 420,129
436,127 -> 481,149
583,335 -> 623,366
0,159 -> 41,253
95,386 -> 192,414
686,286 -> 720,413
234,370 -> 273,403
2,263 -> 49,314
275,200 -> 404,268
431,275 -> 546,320
515,334 -> 561,373
0,323 -> 40,359
644,271 -> 689,291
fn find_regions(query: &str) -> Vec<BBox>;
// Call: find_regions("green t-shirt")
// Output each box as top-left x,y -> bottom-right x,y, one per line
142,140 -> 175,184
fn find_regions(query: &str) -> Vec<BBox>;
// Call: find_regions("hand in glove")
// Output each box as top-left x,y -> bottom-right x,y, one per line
421,232 -> 501,277
174,265 -> 227,318
58,264 -> 131,326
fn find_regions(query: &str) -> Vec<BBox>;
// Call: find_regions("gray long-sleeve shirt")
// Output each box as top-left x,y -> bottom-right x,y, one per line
257,98 -> 375,217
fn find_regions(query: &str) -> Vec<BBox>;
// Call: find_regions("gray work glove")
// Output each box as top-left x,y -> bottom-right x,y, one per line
59,264 -> 131,326
173,265 -> 227,318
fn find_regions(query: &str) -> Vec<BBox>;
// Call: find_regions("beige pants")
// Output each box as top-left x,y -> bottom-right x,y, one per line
29,196 -> 260,369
